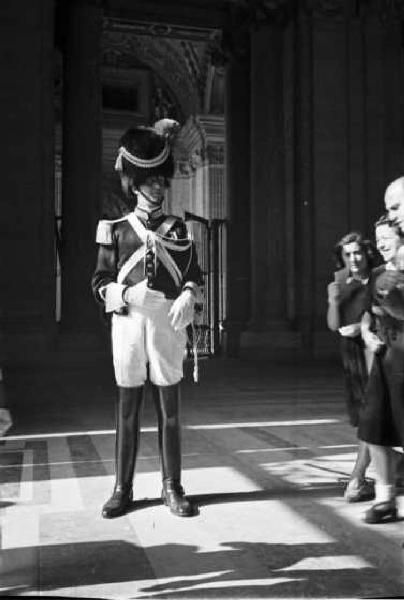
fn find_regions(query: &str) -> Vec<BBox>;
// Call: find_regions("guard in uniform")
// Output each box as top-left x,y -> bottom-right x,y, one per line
92,120 -> 203,519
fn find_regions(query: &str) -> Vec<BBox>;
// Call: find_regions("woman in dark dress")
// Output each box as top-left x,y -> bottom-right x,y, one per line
327,232 -> 381,502
358,217 -> 404,523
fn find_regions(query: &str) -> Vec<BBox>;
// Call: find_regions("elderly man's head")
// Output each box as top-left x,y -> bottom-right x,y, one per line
384,177 -> 404,230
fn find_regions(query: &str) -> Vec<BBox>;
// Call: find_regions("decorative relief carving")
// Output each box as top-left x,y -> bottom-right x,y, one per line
190,149 -> 205,169
206,144 -> 225,165
103,17 -> 219,43
209,33 -> 227,69
101,30 -> 201,117
174,161 -> 194,177
179,40 -> 206,105
102,17 -> 223,118
152,84 -> 178,121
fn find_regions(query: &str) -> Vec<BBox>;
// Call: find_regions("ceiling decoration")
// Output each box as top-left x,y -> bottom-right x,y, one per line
102,18 -> 223,118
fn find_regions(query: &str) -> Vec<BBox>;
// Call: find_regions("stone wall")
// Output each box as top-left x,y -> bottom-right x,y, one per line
0,0 -> 55,360
233,4 -> 404,357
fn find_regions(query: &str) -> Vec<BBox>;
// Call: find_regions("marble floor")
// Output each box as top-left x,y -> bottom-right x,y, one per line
1,357 -> 403,599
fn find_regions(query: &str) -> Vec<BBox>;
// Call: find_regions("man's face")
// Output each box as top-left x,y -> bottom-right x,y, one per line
385,190 -> 404,229
145,175 -> 165,199
375,223 -> 402,263
139,175 -> 166,208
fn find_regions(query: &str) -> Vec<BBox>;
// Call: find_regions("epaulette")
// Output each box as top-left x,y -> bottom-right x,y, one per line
95,216 -> 127,245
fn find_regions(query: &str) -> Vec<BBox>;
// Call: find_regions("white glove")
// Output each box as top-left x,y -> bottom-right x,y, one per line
124,280 -> 165,311
338,323 -> 361,338
168,289 -> 195,330
361,312 -> 384,353
102,282 -> 127,313
363,330 -> 385,353
0,408 -> 12,437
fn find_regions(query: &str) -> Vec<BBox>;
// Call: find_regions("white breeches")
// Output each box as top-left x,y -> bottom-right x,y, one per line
111,299 -> 187,387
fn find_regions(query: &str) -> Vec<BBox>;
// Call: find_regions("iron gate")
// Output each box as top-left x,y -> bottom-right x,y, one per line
185,212 -> 227,357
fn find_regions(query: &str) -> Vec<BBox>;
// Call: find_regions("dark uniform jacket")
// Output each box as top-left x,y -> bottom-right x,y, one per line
92,204 -> 203,306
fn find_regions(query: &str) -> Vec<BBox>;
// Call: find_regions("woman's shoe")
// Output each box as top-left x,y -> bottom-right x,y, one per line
363,500 -> 398,524
344,478 -> 375,503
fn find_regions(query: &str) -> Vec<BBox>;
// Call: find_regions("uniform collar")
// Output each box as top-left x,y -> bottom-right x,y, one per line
134,205 -> 164,223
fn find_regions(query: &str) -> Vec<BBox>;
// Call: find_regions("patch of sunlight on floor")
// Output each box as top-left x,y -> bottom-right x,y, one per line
314,452 -> 358,462
276,555 -> 372,571
261,460 -> 348,486
181,466 -> 262,496
185,418 -> 340,430
134,576 -> 305,598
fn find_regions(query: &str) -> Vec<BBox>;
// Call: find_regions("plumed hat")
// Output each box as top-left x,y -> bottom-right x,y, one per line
114,119 -> 180,185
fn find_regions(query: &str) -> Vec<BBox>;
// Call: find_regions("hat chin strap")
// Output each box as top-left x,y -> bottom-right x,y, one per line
135,188 -> 164,213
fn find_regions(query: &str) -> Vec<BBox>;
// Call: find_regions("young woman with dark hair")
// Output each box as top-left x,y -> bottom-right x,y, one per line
327,231 -> 381,502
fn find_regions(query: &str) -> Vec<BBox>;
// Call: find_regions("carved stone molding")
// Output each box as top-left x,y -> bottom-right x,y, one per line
301,0 -> 404,20
103,16 -> 219,42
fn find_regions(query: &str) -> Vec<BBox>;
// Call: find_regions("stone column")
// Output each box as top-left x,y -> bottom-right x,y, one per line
381,19 -> 404,183
346,16 -> 367,230
61,0 -> 102,331
249,25 -> 286,328
0,0 -> 55,361
223,48 -> 251,356
294,12 -> 315,350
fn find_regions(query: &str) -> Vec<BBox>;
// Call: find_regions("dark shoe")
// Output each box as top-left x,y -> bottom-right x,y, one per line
102,487 -> 133,519
344,478 -> 375,503
162,481 -> 196,517
364,500 -> 398,524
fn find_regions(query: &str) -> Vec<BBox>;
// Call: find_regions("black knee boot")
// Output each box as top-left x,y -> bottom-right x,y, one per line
102,386 -> 144,519
152,383 -> 196,517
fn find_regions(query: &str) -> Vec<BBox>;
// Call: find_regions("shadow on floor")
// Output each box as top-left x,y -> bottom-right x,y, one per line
123,483 -> 350,517
0,539 -> 387,599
